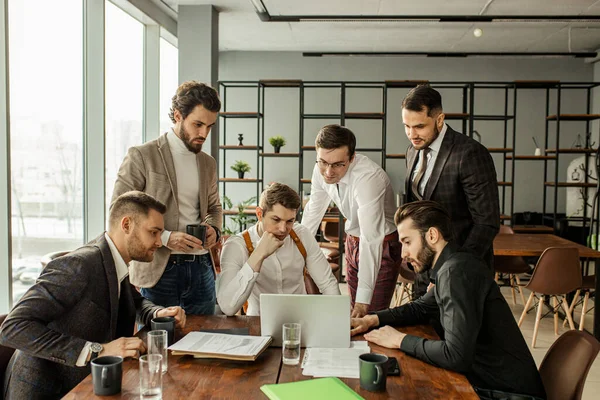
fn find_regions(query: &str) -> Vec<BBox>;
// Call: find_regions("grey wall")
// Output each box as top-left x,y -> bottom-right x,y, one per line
216,51 -> 596,227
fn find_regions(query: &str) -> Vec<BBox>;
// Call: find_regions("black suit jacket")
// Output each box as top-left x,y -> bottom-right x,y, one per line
0,234 -> 161,399
405,126 -> 500,267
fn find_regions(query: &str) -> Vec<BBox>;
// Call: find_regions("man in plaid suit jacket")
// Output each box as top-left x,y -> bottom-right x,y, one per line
403,84 -> 500,297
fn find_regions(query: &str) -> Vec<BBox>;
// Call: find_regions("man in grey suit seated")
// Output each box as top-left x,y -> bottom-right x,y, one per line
0,191 -> 186,399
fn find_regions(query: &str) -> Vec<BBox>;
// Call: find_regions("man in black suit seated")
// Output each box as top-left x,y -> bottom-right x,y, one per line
1,191 -> 186,399
351,201 -> 545,400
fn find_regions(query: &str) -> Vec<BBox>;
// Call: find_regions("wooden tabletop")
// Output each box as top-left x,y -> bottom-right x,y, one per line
493,233 -> 600,258
279,325 -> 478,400
65,316 -> 476,399
64,316 -> 280,400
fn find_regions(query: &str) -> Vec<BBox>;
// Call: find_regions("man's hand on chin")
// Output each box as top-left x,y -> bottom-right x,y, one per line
351,302 -> 369,318
364,326 -> 406,349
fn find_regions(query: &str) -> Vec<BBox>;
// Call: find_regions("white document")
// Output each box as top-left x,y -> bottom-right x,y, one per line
168,332 -> 271,357
301,341 -> 371,379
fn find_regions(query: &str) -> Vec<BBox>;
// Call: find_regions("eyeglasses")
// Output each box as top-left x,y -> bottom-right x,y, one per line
316,160 -> 348,170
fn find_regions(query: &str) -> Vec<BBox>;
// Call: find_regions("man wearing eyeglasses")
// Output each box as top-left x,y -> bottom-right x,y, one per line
301,125 -> 401,318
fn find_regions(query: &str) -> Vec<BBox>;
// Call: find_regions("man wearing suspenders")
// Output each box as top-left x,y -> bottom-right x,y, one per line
217,183 -> 340,316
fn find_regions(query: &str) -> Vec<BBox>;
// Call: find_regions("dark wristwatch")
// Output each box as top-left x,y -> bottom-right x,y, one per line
90,342 -> 103,361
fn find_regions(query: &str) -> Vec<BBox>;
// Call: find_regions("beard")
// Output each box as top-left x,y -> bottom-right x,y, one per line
411,236 -> 436,274
127,229 -> 156,263
179,123 -> 204,154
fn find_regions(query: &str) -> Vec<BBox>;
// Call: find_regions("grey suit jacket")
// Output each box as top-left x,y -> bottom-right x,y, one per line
405,126 -> 500,265
111,133 -> 223,287
0,234 -> 161,399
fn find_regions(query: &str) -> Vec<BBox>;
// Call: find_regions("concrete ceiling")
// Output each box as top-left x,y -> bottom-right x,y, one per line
156,0 -> 600,55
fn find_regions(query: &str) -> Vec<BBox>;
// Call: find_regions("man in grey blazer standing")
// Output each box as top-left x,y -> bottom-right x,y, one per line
403,84 -> 500,297
1,191 -> 186,399
111,81 -> 223,315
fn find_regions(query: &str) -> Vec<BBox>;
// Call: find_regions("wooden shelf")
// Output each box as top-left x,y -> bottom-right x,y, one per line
219,145 -> 261,150
386,154 -> 406,159
472,115 -> 514,121
546,114 -> 600,121
260,152 -> 300,157
219,112 -> 262,118
302,146 -> 316,150
512,225 -> 554,233
505,155 -> 556,160
498,182 -> 512,186
546,148 -> 597,154
500,214 -> 511,221
302,114 -> 341,119
385,80 -> 429,88
223,208 -> 257,216
219,178 -> 262,183
513,80 -> 559,88
444,113 -> 470,120
545,182 -> 597,188
344,112 -> 384,119
487,148 -> 513,153
259,79 -> 302,87
300,179 -> 311,184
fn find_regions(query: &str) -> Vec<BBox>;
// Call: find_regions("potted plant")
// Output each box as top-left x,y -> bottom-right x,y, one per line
222,195 -> 257,235
269,135 -> 286,153
231,160 -> 251,179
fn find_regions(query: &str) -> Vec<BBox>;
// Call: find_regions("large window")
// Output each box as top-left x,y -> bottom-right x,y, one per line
160,37 -> 178,134
105,1 -> 144,214
8,0 -> 84,303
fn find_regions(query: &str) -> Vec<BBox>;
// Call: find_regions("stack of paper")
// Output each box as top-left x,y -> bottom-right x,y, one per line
301,341 -> 370,379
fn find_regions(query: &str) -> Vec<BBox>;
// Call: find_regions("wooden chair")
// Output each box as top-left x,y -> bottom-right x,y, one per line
517,247 -> 582,348
494,225 -> 531,305
539,330 -> 600,400
564,274 -> 596,331
390,262 -> 415,307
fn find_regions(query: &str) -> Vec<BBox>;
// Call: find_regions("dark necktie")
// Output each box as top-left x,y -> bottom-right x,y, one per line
412,148 -> 430,201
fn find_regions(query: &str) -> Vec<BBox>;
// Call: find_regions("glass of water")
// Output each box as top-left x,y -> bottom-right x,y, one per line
147,330 -> 168,374
282,322 -> 301,365
139,354 -> 162,399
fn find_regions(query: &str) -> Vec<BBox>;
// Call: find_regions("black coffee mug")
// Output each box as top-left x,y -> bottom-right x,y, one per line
151,316 -> 175,345
91,356 -> 123,396
186,224 -> 207,244
359,353 -> 388,392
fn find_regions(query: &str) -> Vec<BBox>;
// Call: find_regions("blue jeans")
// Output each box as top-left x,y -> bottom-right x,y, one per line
141,253 -> 216,315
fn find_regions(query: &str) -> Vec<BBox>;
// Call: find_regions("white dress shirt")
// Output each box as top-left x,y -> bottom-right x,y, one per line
161,130 -> 207,255
301,154 -> 397,305
76,233 -> 131,366
411,123 -> 447,195
216,223 -> 341,316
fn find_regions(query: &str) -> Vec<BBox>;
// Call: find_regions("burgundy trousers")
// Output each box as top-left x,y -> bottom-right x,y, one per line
345,231 -> 402,312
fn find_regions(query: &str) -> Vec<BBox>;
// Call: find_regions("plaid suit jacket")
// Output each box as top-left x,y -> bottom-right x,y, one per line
405,126 -> 500,266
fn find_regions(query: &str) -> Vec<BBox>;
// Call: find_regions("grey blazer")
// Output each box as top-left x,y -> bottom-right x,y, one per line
405,126 -> 500,265
111,133 -> 223,287
0,234 -> 161,399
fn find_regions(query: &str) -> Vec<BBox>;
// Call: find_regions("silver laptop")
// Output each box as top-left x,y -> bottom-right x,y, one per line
260,294 -> 351,348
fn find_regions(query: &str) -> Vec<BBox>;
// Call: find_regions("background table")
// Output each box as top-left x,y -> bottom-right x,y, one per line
493,233 -> 600,340
65,315 -> 477,399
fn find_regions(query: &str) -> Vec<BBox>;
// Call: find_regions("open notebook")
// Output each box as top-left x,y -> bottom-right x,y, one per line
168,331 -> 272,361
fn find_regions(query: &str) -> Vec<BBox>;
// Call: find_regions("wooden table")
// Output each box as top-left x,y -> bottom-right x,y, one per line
493,233 -> 600,340
65,315 -> 477,399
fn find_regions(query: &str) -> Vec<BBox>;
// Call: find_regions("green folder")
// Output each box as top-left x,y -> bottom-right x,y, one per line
260,377 -> 364,400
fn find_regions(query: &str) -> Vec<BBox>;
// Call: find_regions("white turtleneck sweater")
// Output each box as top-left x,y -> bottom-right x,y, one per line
162,129 -> 206,255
